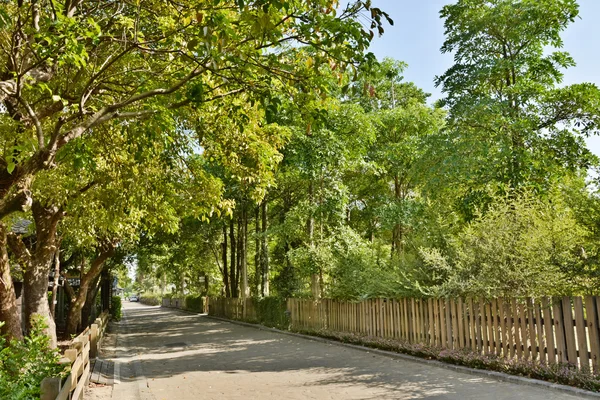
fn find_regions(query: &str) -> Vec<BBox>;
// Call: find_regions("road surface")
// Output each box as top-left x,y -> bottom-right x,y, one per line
98,301 -> 586,400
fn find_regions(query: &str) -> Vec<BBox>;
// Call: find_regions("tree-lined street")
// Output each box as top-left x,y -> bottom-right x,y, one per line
100,303 -> 582,400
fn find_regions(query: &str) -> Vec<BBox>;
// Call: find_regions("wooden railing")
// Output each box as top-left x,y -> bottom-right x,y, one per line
288,297 -> 600,371
41,310 -> 110,400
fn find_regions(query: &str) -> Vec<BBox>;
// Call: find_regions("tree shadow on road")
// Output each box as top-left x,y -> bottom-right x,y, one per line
113,306 -> 563,400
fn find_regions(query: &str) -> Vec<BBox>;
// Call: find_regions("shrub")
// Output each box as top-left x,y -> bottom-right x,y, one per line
184,295 -> 204,312
0,317 -> 63,400
140,292 -> 161,306
111,296 -> 122,321
254,297 -> 289,329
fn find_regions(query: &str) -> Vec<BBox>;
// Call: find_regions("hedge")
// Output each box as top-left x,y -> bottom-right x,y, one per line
184,295 -> 204,312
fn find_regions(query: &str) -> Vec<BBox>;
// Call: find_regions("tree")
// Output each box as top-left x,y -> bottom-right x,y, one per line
435,0 -> 600,199
0,0 -> 391,341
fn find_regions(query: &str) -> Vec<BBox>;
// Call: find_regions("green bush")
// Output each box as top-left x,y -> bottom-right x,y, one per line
140,292 -> 161,306
184,295 -> 204,312
254,297 -> 289,329
0,317 -> 63,400
111,296 -> 122,321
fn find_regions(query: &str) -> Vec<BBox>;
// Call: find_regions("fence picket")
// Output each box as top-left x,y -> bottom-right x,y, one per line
553,298 -> 567,363
510,299 -> 521,358
534,299 -> 546,364
586,296 -> 600,372
527,299 -> 537,360
519,300 -> 530,360
562,297 -> 578,365
573,297 -> 589,370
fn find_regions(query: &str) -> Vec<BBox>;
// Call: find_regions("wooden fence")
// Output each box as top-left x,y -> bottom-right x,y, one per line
161,296 -> 207,313
288,297 -> 600,372
41,310 -> 110,400
208,297 -> 257,321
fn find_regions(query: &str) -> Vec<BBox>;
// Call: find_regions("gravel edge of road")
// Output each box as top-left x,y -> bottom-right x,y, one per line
202,314 -> 600,400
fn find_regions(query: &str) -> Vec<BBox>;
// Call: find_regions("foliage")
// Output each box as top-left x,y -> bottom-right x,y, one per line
0,318 -> 62,400
434,0 -> 600,198
252,297 -> 290,329
139,293 -> 161,306
105,0 -> 600,310
111,296 -> 122,321
184,295 -> 205,313
419,191 -> 591,297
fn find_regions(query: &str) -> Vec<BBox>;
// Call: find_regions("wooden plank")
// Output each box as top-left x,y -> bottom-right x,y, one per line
457,298 -> 465,348
534,299 -> 546,364
475,300 -> 483,352
428,299 -> 434,345
386,300 -> 392,338
408,298 -> 417,343
505,299 -> 514,358
56,373 -> 73,400
468,298 -> 476,350
482,301 -> 490,353
491,299 -> 499,355
402,298 -> 408,341
511,299 -> 522,359
586,296 -> 600,372
498,298 -> 507,357
433,298 -> 440,346
553,298 -> 567,363
573,297 -> 589,370
460,298 -> 468,349
561,297 -> 577,365
417,299 -> 424,342
357,300 -> 361,334
388,299 -> 393,339
519,300 -> 530,360
71,360 -> 91,400
70,356 -> 83,388
364,299 -> 369,336
417,298 -> 423,342
527,298 -> 537,361
450,299 -> 458,349
373,298 -> 378,336
379,300 -> 384,337
440,298 -> 447,348
446,298 -> 453,349
542,297 -> 556,364
395,300 -> 401,339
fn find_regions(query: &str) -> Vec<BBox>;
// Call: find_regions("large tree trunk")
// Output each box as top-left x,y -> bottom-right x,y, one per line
241,203 -> 248,299
261,201 -> 269,297
21,202 -> 62,347
80,275 -> 101,329
66,246 -> 114,335
0,223 -> 23,341
254,205 -> 260,295
222,223 -> 230,297
236,215 -> 242,294
391,174 -> 403,257
307,182 -> 320,299
229,217 -> 237,297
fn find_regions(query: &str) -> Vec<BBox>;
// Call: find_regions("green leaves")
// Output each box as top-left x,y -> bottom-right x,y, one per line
434,0 -> 600,197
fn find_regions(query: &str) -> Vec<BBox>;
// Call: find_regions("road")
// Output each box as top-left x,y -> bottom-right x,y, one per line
101,301 -> 585,400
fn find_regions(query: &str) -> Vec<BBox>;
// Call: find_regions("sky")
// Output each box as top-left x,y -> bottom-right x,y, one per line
365,0 -> 600,155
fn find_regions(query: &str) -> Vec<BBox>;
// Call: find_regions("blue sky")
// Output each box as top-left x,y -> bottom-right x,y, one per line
366,0 -> 600,155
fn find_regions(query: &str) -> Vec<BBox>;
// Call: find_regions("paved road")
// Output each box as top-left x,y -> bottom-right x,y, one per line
105,302 -> 585,400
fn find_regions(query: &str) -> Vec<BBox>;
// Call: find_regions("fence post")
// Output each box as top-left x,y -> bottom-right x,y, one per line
90,323 -> 99,358
40,377 -> 61,400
